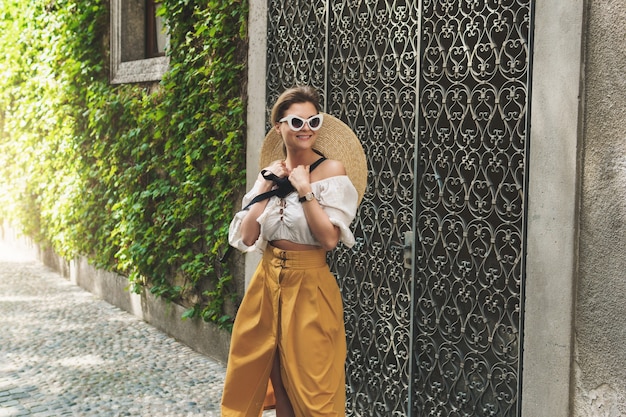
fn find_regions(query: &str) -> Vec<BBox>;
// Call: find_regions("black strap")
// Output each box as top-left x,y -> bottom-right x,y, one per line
243,156 -> 326,210
220,156 -> 327,262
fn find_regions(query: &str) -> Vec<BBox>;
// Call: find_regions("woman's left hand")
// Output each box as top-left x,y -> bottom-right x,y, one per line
289,165 -> 311,195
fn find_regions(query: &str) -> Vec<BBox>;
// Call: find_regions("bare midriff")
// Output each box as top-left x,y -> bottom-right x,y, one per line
269,240 -> 323,251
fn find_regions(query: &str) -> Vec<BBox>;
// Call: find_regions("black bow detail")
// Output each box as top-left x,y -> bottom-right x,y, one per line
260,170 -> 295,198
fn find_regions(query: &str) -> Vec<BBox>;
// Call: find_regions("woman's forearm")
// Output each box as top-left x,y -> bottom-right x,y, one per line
301,200 -> 340,250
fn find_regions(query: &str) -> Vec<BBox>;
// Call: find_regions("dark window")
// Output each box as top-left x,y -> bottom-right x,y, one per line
145,1 -> 166,58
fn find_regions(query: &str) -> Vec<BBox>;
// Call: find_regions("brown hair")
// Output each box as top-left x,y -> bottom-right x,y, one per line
270,86 -> 322,125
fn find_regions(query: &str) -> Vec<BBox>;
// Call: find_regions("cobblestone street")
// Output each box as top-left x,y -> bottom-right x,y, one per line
0,240 -> 275,416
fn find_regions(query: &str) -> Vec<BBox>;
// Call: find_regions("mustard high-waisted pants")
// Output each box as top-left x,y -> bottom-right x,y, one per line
221,245 -> 347,417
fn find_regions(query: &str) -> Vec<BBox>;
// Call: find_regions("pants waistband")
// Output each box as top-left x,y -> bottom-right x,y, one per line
263,244 -> 328,269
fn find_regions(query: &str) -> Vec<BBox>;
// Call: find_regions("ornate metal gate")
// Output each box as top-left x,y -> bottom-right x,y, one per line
266,1 -> 533,416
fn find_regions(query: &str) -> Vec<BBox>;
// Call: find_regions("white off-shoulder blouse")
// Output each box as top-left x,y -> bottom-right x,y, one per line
228,175 -> 358,253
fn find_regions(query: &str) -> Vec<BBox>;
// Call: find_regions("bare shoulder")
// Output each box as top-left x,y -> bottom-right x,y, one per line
312,158 -> 346,181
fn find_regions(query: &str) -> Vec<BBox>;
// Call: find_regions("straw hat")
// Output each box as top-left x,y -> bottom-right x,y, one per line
260,112 -> 367,205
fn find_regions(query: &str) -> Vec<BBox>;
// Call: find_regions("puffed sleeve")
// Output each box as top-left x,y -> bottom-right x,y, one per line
227,179 -> 267,252
315,176 -> 359,247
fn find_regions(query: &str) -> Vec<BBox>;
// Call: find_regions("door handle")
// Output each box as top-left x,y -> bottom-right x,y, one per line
403,231 -> 414,269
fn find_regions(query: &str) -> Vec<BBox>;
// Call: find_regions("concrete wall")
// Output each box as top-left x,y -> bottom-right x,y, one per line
523,1 -> 583,416
574,1 -> 626,416
243,0 -> 267,287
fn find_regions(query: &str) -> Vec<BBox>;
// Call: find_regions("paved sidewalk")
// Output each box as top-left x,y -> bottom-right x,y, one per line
0,241 -> 275,417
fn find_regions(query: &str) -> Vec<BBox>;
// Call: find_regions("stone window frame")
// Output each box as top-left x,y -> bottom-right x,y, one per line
110,0 -> 169,84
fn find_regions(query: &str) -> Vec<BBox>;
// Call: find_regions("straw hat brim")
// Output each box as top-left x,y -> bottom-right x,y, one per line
260,113 -> 367,205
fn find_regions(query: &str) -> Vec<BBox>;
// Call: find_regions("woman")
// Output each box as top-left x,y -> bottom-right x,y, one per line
221,86 -> 366,417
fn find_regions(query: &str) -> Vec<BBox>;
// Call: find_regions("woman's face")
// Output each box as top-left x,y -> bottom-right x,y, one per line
275,101 -> 320,155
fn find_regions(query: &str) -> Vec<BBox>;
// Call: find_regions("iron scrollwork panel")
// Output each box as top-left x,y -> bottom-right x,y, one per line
267,1 -> 418,415
414,1 -> 532,416
266,0 -> 328,108
266,0 -> 532,416
326,1 -> 419,416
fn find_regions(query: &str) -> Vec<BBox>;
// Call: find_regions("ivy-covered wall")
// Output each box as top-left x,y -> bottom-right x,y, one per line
0,0 -> 248,330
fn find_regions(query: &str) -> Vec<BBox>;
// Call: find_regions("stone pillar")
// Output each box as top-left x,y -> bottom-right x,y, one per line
523,1 -> 584,416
